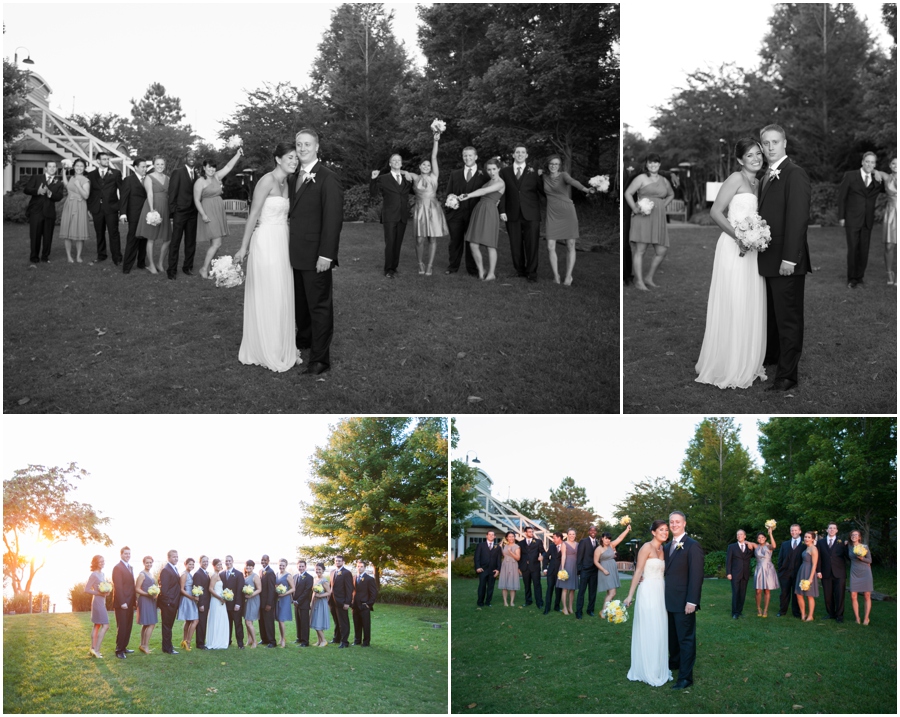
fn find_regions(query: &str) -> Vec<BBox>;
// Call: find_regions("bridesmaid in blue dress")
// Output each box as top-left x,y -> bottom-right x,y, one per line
135,555 -> 158,653
460,158 -> 505,281
794,532 -> 819,622
557,529 -> 579,615
310,562 -> 332,647
243,559 -> 262,648
847,530 -> 874,625
753,527 -> 779,617
275,559 -> 295,647
177,557 -> 200,650
84,555 -> 110,658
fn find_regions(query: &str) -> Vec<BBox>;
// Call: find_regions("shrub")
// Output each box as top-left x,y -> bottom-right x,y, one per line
704,550 -> 727,578
810,182 -> 839,226
462,543 -> 478,557
3,593 -> 32,614
378,570 -> 447,607
450,554 -> 477,579
68,581 -> 113,612
3,192 -> 30,223
343,183 -> 378,222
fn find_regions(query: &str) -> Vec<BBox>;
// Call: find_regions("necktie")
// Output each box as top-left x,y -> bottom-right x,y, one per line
465,168 -> 472,182
865,174 -> 870,187
100,169 -> 106,178
829,538 -> 834,548
298,170 -> 307,192
670,540 -> 677,556
516,166 -> 522,179
740,544 -> 745,552
793,539 -> 798,549
395,173 -> 401,185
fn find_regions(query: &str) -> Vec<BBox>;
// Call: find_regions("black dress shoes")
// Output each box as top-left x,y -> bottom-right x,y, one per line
304,362 -> 330,376
767,378 -> 797,391
732,614 -> 738,619
124,649 -> 134,653
671,679 -> 693,690
115,652 -> 126,659
183,268 -> 194,276
164,649 -> 179,654
586,611 -> 595,617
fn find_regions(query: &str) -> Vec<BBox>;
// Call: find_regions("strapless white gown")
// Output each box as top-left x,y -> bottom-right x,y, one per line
627,558 -> 671,687
206,581 -> 229,649
695,192 -> 766,389
238,196 -> 296,372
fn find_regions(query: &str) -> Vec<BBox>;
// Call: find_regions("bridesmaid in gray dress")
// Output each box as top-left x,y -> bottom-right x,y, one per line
498,532 -> 522,606
135,555 -> 158,653
275,559 -> 295,647
794,532 -> 819,621
310,563 -> 332,647
558,529 -> 579,615
542,155 -> 595,285
84,555 -> 110,658
594,524 -> 632,617
847,530 -> 873,624
243,560 -> 262,648
177,558 -> 200,650
753,527 -> 779,617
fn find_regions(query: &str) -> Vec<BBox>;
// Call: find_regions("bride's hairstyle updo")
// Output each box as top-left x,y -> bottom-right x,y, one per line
650,519 -> 668,534
734,137 -> 763,161
273,142 -> 295,163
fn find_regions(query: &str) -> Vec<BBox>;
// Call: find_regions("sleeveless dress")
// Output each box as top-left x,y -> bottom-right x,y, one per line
177,571 -> 199,620
695,193 -> 767,389
85,570 -> 109,625
238,196 -> 297,373
243,575 -> 260,621
794,550 -> 819,597
137,572 -> 158,625
884,176 -> 897,244
197,176 -> 228,241
630,178 -> 672,246
136,174 -> 171,242
310,579 -> 330,630
753,545 -> 780,590
206,580 -> 229,648
59,175 -> 91,241
465,190 -> 502,248
497,544 -> 520,590
412,174 -> 449,237
595,546 -> 620,591
848,545 -> 873,592
276,573 -> 293,622
627,559 -> 671,686
557,542 -> 578,590
544,172 -> 580,241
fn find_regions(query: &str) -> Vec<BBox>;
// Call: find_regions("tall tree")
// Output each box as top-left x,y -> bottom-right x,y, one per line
856,3 -> 897,153
506,497 -> 550,526
613,476 -> 693,544
543,476 -> 601,536
3,58 -> 33,167
4,464 -> 112,596
449,420 -> 480,541
121,82 -> 196,167
66,111 -> 127,145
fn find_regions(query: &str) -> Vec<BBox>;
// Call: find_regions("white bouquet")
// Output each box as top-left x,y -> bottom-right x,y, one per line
145,210 -> 162,227
226,135 -> 243,150
61,158 -> 74,169
636,198 -> 654,215
445,194 -> 460,210
731,212 -> 772,258
430,118 -> 447,135
589,175 -> 610,193
210,255 -> 244,288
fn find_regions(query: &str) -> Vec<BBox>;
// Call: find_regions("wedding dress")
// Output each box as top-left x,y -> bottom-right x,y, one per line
206,581 -> 229,649
627,558 -> 671,687
695,192 -> 766,388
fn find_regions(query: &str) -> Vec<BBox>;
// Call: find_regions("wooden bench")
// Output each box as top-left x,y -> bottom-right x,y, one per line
224,199 -> 248,216
666,199 -> 687,222
616,561 -> 635,572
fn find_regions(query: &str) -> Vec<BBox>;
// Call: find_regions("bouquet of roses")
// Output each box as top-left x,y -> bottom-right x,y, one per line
209,255 -> 244,288
731,212 -> 772,258
853,544 -> 868,558
799,579 -> 811,592
147,585 -> 160,597
222,588 -> 234,602
765,519 -> 777,530
313,584 -> 325,594
192,586 -> 204,597
430,118 -> 447,135
445,194 -> 460,210
605,599 -> 628,624
589,175 -> 610,193
226,135 -> 243,150
242,585 -> 255,596
145,210 -> 162,226
636,198 -> 654,215
557,569 -> 569,582
620,516 -> 631,526
98,581 -> 113,594
276,584 -> 287,596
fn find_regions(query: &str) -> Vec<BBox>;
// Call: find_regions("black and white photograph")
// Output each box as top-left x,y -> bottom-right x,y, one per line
622,2 -> 896,414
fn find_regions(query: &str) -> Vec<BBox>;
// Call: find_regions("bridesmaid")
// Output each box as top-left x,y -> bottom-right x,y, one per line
59,158 -> 92,263
310,562 -> 332,647
753,527 -> 780,617
84,555 -> 110,658
243,559 -> 262,647
594,524 -> 632,617
557,529 -> 579,615
275,559 -> 295,647
177,557 -> 199,650
401,134 -> 449,275
194,149 -> 243,278
497,531 -> 521,607
624,153 -> 675,290
794,532 -> 819,621
542,155 -> 595,285
459,158 -> 506,281
136,155 -> 170,274
875,157 -> 897,284
846,530 -> 873,625
134,555 -> 158,653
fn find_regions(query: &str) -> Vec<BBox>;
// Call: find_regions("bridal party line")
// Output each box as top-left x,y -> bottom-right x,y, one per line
84,548 -> 378,660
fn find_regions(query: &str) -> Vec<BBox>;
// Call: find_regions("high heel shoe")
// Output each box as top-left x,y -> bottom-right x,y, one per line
418,262 -> 426,275
425,265 -> 433,276
90,648 -> 102,658
181,640 -> 189,650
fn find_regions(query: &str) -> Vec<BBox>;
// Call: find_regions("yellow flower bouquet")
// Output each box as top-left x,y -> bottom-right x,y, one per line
192,586 -> 204,597
605,599 -> 628,624
222,589 -> 234,601
620,516 -> 631,526
313,584 -> 325,594
98,581 -> 112,594
147,585 -> 160,597
765,519 -> 777,530
276,584 -> 288,596
242,585 -> 255,596
853,544 -> 868,558
557,569 -> 569,581
799,579 -> 811,592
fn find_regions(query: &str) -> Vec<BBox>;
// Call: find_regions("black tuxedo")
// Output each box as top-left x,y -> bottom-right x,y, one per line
158,562 -> 181,652
192,568 -> 211,648
292,571 -> 313,645
86,166 -> 123,262
352,572 -> 378,645
288,161 -> 343,368
111,560 -> 136,655
219,567 -> 246,647
167,165 -> 199,277
837,170 -> 884,282
575,535 -> 600,617
664,535 -> 704,684
444,166 -> 487,274
24,173 -> 65,263
498,164 -> 545,279
330,566 -> 355,646
474,540 -> 501,606
725,542 -> 753,616
120,173 -> 148,272
777,537 -> 804,617
816,537 -> 848,619
517,537 -> 546,607
258,565 -> 277,646
756,157 -> 811,384
543,542 -> 564,612
371,172 -> 412,274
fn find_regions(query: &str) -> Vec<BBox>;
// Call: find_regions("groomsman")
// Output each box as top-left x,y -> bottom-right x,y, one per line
542,532 -> 564,615
331,555 -> 355,648
159,549 -> 180,654
292,559 -> 313,646
499,144 -> 545,282
220,556 -> 245,648
575,525 -> 599,619
352,560 -> 378,647
193,556 -> 211,649
837,151 -> 884,288
111,546 -> 136,659
444,146 -> 486,275
120,157 -> 149,273
167,149 -> 199,279
371,155 -> 412,278
816,522 -> 847,622
474,530 -> 501,607
776,524 -> 804,618
726,530 -> 753,619
85,152 -> 122,264
259,554 -> 277,647
517,526 -> 546,609
24,160 -> 65,264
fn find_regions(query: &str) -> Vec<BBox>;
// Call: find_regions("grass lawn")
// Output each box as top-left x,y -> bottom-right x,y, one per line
450,576 -> 896,714
3,220 -> 617,413
3,603 -> 447,713
624,225 -> 897,413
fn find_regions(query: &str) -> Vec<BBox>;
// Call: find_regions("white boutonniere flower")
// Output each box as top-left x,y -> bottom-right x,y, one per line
675,542 -> 684,551
768,168 -> 781,180
303,172 -> 316,184
527,167 -> 535,174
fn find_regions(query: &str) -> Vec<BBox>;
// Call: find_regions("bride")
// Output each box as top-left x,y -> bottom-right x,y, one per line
235,142 -> 300,372
695,138 -> 767,389
624,520 -> 671,687
206,559 -> 229,649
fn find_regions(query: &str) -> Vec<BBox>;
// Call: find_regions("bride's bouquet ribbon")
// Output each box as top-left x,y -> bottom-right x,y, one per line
731,212 -> 772,257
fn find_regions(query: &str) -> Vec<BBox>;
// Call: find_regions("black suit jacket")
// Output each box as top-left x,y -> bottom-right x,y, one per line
576,536 -> 599,572
544,543 -> 563,577
474,541 -> 501,573
816,537 -> 848,579
371,172 -> 412,223
85,167 -> 122,215
219,568 -> 245,609
119,174 -> 147,223
517,537 -> 546,571
193,568 -> 211,611
24,174 -> 65,219
259,565 -> 276,610
168,165 -> 198,216
352,572 -> 378,608
159,562 -> 181,608
288,161 -> 343,270
725,543 -> 753,581
111,561 -> 136,608
837,170 -> 883,229
498,164 -> 545,221
756,158 -> 811,276
664,535 -> 704,612
777,538 -> 805,576
331,566 -> 355,607
293,571 -> 313,608
444,166 -> 488,222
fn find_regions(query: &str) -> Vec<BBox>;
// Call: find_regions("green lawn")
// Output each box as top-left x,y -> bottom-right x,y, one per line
3,220 -> 617,413
450,576 -> 896,714
3,604 -> 447,713
624,225 -> 897,413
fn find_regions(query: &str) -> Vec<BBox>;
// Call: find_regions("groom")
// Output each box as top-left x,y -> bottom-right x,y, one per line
664,511 -> 703,690
220,556 -> 245,648
757,124 -> 811,392
289,129 -> 343,375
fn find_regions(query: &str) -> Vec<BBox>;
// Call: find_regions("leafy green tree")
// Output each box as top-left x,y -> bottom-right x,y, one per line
449,419 -> 480,540
856,3 -> 897,154
506,497 -> 549,526
543,476 -> 601,536
121,82 -> 196,167
613,476 -> 693,543
3,58 -> 33,167
66,111 -> 127,145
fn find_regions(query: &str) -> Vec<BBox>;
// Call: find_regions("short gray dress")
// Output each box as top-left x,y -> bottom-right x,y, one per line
795,550 -> 819,597
753,545 -> 780,590
197,176 -> 228,242
177,570 -> 199,620
595,546 -> 620,591
243,574 -> 260,620
137,572 -> 158,625
275,573 -> 293,622
85,570 -> 109,625
497,544 -> 520,590
557,542 -> 578,589
310,579 -> 330,630
848,544 -> 874,593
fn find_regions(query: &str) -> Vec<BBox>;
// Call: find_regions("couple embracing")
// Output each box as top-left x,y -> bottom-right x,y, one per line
624,511 -> 703,690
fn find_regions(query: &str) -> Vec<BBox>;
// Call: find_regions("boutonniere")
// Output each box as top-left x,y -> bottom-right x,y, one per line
527,167 -> 535,174
675,542 -> 685,551
303,172 -> 316,184
768,168 -> 781,180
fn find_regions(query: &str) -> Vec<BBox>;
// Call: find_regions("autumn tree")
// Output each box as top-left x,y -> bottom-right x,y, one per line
543,476 -> 601,537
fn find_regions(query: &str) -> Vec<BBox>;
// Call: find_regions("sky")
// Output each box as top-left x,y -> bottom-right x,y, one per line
622,1 -> 893,139
3,2 -> 427,145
